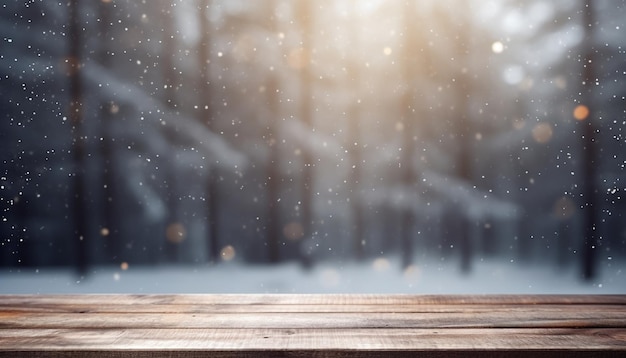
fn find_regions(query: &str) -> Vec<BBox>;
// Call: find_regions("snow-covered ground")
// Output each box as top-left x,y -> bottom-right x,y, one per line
1,256 -> 624,294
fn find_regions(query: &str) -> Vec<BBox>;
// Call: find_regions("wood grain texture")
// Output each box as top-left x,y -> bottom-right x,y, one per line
0,295 -> 625,357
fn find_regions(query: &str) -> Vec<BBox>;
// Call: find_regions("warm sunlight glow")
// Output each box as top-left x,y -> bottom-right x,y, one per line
491,41 -> 504,53
288,48 -> 308,70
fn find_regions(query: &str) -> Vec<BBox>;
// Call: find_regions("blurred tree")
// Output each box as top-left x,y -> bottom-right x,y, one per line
161,0 -> 183,262
296,0 -> 315,266
68,0 -> 88,275
196,0 -> 221,263
580,0 -> 599,280
450,2 -> 475,273
2,0 -> 625,276
398,0 -> 420,269
264,0 -> 282,263
347,0 -> 365,260
96,0 -> 119,264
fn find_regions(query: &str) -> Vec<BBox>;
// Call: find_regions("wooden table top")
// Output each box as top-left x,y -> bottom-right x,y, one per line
1,294 -> 625,357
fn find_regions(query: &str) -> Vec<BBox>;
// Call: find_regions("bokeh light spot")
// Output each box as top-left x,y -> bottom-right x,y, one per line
220,245 -> 236,261
512,118 -> 526,130
166,222 -> 186,244
287,47 -> 308,70
553,197 -> 575,219
573,104 -> 589,121
372,257 -> 390,272
403,265 -> 421,283
532,122 -> 553,143
109,103 -> 119,114
283,222 -> 304,241
491,41 -> 504,54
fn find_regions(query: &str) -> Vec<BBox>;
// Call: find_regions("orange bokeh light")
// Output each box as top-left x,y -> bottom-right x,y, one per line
220,245 -> 236,261
532,122 -> 553,144
573,104 -> 589,121
165,222 -> 186,244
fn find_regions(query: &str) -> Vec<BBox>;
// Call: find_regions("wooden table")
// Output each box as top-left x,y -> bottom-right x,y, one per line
1,295 -> 625,357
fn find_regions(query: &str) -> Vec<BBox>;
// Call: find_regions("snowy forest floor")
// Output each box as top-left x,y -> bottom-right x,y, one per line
1,256 -> 624,294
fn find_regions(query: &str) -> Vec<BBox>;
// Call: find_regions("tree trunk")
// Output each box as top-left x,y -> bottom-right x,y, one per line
348,0 -> 365,260
162,1 -> 182,263
264,1 -> 282,263
399,1 -> 419,269
452,4 -> 474,274
580,0 -> 599,280
68,0 -> 88,276
296,1 -> 315,266
96,0 -> 119,265
558,219 -> 571,268
196,0 -> 221,263
265,74 -> 281,263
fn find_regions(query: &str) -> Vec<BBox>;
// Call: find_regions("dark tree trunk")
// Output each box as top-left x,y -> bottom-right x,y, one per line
264,0 -> 282,263
296,1 -> 315,266
96,0 -> 119,264
517,210 -> 532,262
265,74 -> 281,263
161,1 -> 183,263
580,0 -> 599,280
399,1 -> 419,269
161,1 -> 179,110
68,0 -> 88,276
480,219 -> 496,257
348,0 -> 365,260
452,5 -> 474,274
558,219 -> 571,268
457,143 -> 473,274
196,0 -> 220,263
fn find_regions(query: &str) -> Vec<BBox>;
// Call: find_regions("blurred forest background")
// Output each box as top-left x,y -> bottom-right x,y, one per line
1,0 -> 625,282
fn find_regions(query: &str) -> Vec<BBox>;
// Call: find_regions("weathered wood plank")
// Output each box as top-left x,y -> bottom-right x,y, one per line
1,310 -> 625,329
0,352 -> 623,358
2,294 -> 625,306
1,295 -> 625,356
0,303 -> 622,314
0,328 -> 625,351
